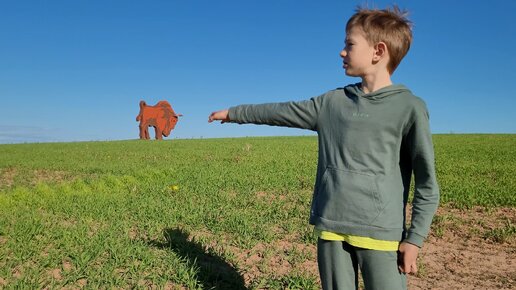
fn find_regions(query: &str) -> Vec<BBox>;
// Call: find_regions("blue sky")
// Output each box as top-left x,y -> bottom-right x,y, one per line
1,0 -> 515,143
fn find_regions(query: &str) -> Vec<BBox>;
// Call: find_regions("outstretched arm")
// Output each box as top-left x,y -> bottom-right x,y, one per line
224,98 -> 321,131
208,109 -> 230,123
208,92 -> 326,130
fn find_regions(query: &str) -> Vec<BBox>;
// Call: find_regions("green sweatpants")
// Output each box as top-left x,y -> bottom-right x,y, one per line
317,239 -> 407,290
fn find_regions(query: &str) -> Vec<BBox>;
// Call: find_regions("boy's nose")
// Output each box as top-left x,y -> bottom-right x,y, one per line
340,50 -> 346,58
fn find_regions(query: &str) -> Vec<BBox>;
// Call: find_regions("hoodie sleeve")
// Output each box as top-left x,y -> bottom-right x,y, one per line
227,96 -> 322,131
404,100 -> 440,247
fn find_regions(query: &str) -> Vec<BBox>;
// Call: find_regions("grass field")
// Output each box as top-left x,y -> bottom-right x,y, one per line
0,134 -> 514,289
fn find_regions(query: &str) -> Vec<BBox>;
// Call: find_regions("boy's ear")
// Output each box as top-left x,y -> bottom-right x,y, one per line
373,42 -> 388,61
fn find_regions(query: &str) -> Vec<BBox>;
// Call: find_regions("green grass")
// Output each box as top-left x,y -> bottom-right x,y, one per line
0,134 -> 514,288
483,219 -> 516,243
432,134 -> 516,208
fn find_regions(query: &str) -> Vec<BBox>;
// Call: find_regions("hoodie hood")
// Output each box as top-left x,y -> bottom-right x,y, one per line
344,83 -> 410,101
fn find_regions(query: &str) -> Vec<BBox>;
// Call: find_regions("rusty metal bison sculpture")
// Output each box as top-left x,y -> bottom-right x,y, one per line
136,100 -> 182,140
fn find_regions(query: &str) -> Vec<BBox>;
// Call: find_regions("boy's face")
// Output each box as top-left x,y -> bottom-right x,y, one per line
340,27 -> 377,77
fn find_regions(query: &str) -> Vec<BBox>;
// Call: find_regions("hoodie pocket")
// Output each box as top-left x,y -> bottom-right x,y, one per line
315,166 -> 381,225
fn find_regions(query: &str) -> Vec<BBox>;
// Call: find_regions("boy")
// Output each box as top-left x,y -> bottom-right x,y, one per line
208,6 -> 439,290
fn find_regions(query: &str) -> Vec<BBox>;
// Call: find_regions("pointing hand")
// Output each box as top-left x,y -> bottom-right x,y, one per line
208,109 -> 230,123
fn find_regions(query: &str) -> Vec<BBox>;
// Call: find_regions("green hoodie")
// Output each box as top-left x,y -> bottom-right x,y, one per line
228,83 -> 439,247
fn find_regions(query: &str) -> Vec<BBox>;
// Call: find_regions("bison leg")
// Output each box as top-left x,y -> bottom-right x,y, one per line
139,123 -> 147,139
154,126 -> 163,140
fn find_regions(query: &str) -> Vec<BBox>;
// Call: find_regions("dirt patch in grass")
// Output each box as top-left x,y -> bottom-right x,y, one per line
32,169 -> 71,185
62,260 -> 73,272
409,206 -> 516,290
48,268 -> 62,280
0,168 -> 76,189
204,205 -> 515,289
236,240 -> 318,284
0,167 -> 17,188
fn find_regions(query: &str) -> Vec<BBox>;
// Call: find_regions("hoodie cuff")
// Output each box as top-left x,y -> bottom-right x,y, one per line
228,106 -> 239,123
404,232 -> 425,248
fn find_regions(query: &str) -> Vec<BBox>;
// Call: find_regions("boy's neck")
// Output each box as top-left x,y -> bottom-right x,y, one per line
360,71 -> 393,94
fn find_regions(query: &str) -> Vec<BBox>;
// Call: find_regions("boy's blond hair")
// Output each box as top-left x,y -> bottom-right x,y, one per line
346,6 -> 412,74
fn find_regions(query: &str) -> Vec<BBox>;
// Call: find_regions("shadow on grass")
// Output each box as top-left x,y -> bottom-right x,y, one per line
147,228 -> 247,290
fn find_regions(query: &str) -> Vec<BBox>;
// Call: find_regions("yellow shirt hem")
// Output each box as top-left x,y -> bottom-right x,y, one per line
315,229 -> 399,251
